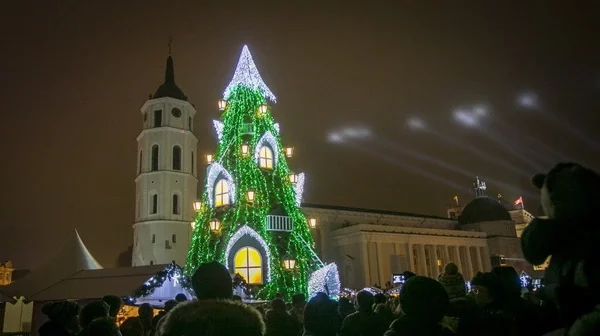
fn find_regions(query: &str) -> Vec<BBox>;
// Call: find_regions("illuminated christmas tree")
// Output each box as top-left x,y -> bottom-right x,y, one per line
185,46 -> 327,299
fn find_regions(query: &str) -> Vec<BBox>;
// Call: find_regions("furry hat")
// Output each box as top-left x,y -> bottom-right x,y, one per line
160,300 -> 265,336
438,263 -> 466,300
532,163 -> 600,221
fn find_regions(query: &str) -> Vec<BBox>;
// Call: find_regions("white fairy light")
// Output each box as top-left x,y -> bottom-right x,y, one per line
213,120 -> 224,140
520,271 -> 531,288
294,173 -> 305,206
224,225 -> 271,282
223,45 -> 277,103
273,123 -> 280,133
254,131 -> 279,167
308,263 -> 341,299
206,163 -> 236,207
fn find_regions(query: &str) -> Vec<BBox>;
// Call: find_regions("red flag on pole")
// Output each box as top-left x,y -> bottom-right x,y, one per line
514,196 -> 523,207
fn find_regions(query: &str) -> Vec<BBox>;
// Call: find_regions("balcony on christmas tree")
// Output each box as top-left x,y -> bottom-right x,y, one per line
241,123 -> 254,134
266,215 -> 294,232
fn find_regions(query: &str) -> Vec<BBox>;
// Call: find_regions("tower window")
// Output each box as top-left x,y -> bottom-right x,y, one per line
139,151 -> 143,174
189,117 -> 192,131
153,110 -> 162,127
152,234 -> 156,243
150,194 -> 158,214
151,145 -> 159,171
259,146 -> 273,169
215,179 -> 230,207
150,260 -> 154,265
173,146 -> 182,171
172,234 -> 177,243
191,152 -> 194,174
172,194 -> 180,215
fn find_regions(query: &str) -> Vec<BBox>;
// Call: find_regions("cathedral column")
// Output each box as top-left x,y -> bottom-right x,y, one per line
465,247 -> 474,280
431,245 -> 440,279
417,244 -> 427,277
444,245 -> 450,266
376,242 -> 385,287
453,246 -> 463,275
407,243 -> 415,273
476,247 -> 484,273
480,246 -> 491,272
361,241 -> 371,287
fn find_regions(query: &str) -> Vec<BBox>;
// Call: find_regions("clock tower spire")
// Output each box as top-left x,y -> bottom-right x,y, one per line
132,45 -> 198,266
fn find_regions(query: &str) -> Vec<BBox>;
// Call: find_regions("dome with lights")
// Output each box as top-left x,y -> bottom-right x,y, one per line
458,197 -> 513,225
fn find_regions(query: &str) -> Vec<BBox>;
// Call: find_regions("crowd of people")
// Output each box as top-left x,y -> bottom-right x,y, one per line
36,162 -> 600,336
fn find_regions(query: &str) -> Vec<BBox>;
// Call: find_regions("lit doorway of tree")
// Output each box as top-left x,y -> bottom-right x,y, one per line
234,246 -> 263,284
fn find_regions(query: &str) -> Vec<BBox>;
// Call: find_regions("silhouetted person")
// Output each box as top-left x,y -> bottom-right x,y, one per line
154,300 -> 178,333
137,303 -> 154,336
340,290 -> 386,336
438,263 -> 479,335
103,295 -> 123,319
79,301 -> 110,336
159,300 -> 265,336
469,272 -> 517,336
120,317 -> 143,336
303,293 -> 338,336
191,261 -> 233,300
88,317 -> 121,336
265,298 -> 299,336
39,301 -> 81,336
385,276 -> 452,336
174,293 -> 188,303
289,293 -> 307,326
337,297 -> 354,324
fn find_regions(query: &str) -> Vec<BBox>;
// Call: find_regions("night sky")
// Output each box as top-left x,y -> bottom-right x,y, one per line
1,1 -> 599,269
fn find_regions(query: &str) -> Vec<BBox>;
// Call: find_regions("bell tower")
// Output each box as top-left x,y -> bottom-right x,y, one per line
132,46 -> 198,266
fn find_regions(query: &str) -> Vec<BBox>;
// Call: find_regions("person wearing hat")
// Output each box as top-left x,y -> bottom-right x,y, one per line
385,276 -> 452,336
191,261 -> 233,300
438,263 -> 479,336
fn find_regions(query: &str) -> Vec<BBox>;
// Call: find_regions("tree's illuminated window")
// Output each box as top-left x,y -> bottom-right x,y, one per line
215,179 -> 230,207
259,146 -> 273,169
234,247 -> 263,284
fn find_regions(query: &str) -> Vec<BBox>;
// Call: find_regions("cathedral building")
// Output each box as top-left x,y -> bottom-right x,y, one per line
303,178 -> 539,288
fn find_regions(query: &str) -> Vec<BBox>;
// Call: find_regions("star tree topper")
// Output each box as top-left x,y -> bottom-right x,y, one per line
223,45 -> 277,103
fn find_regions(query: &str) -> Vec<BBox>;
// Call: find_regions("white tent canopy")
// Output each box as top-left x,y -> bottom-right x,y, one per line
6,229 -> 102,298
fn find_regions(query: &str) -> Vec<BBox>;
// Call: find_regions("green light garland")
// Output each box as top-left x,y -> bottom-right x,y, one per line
185,86 -> 318,300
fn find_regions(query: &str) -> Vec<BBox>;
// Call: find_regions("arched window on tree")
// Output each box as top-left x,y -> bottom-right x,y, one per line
151,145 -> 159,171
172,146 -> 182,171
172,194 -> 180,215
234,246 -> 263,284
215,179 -> 230,207
259,146 -> 273,169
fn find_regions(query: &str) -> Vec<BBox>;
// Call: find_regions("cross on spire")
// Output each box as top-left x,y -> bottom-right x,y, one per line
168,36 -> 173,55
